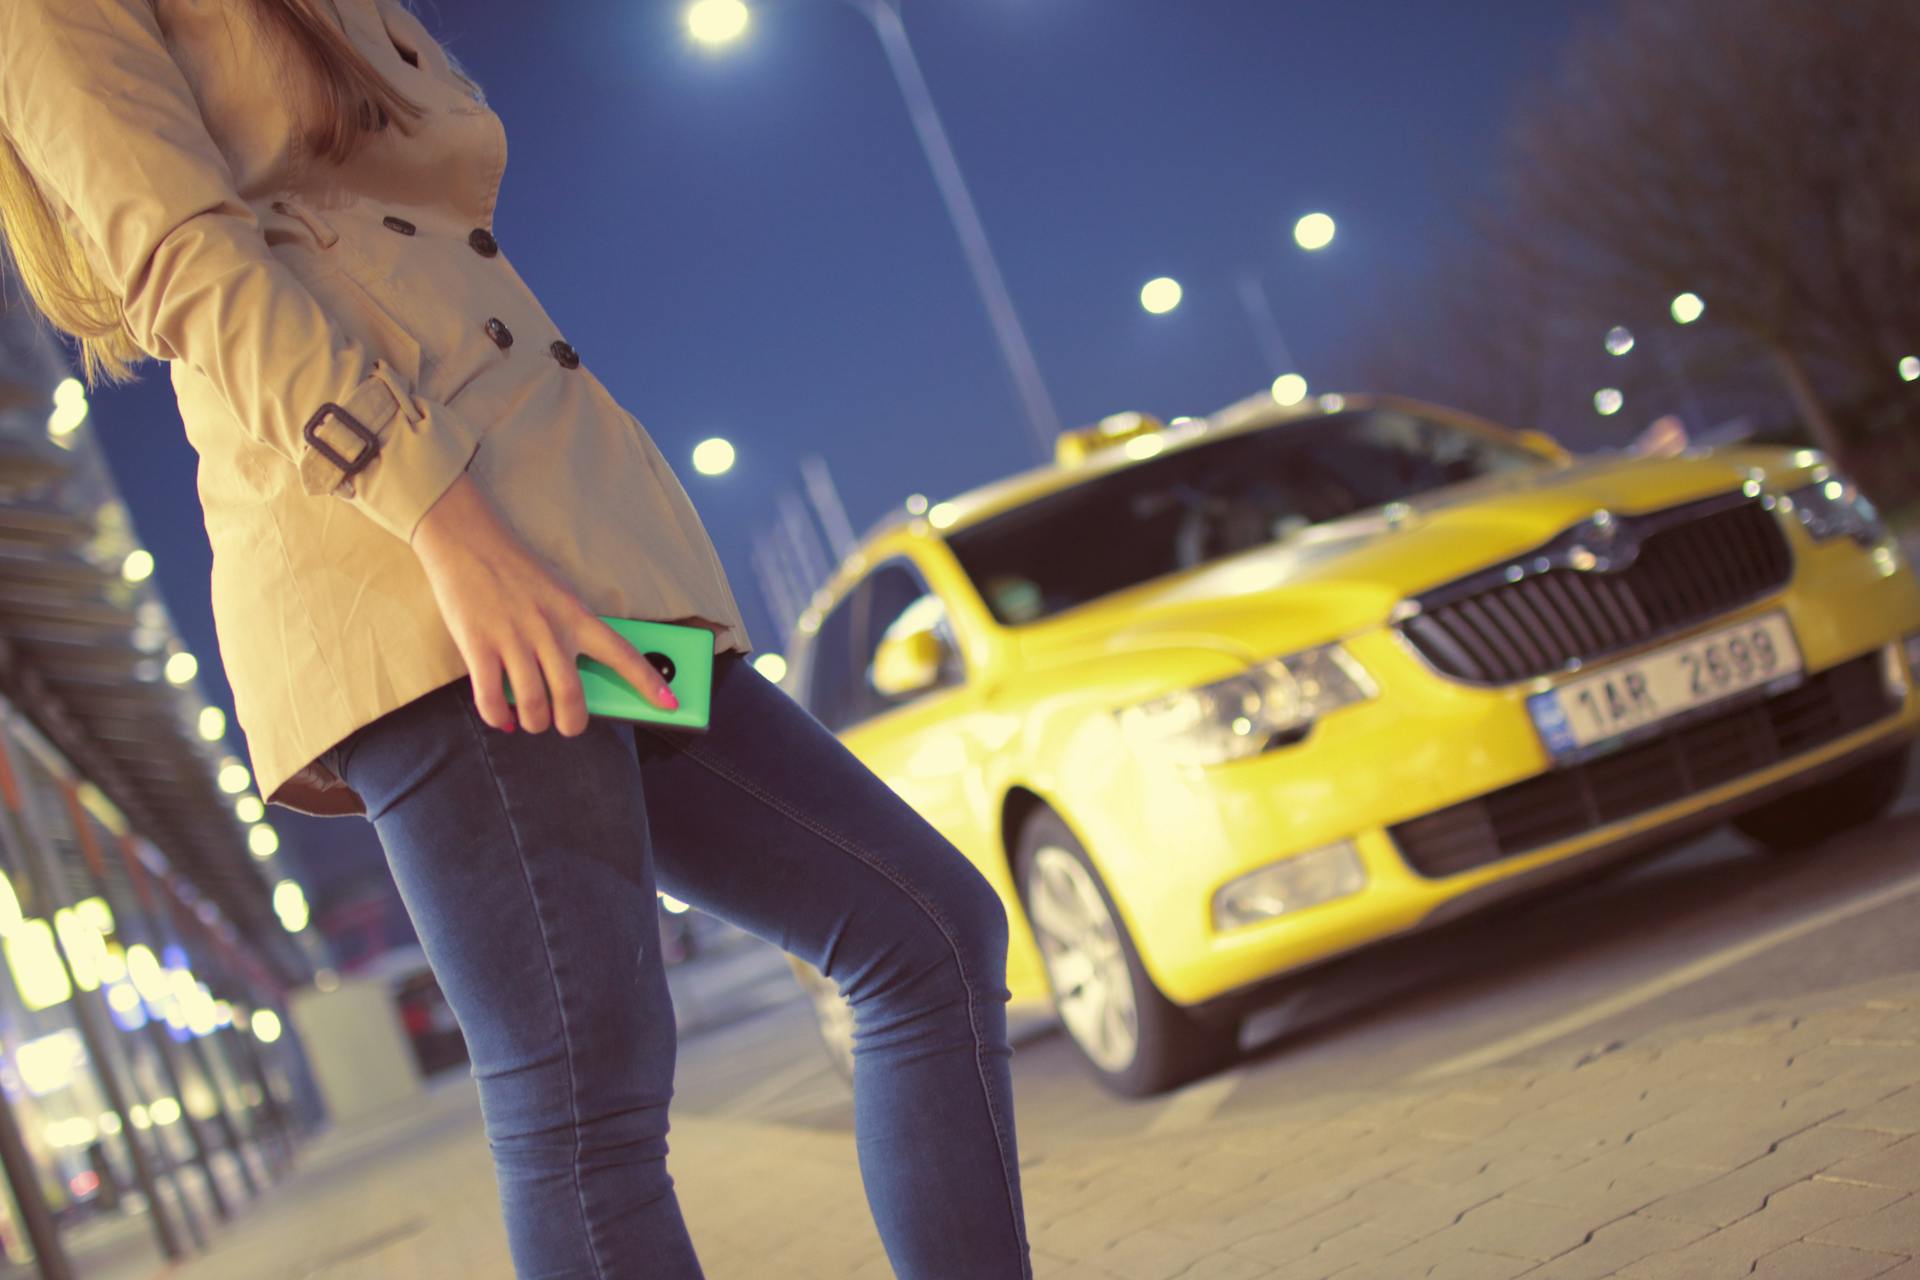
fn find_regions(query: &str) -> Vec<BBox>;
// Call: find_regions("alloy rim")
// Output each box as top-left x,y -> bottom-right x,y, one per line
1026,844 -> 1139,1072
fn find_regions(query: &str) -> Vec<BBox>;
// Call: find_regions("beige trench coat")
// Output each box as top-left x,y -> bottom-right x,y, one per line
0,0 -> 754,817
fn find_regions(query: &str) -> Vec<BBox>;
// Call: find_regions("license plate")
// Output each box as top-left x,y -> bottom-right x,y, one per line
1528,611 -> 1803,758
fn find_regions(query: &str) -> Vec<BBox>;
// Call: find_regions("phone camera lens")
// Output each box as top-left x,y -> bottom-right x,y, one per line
644,652 -> 677,683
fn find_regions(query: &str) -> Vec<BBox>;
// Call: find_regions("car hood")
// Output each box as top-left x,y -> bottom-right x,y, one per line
1014,450 -> 1783,666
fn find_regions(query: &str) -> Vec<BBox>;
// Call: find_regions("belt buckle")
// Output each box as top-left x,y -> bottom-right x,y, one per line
302,402 -> 381,479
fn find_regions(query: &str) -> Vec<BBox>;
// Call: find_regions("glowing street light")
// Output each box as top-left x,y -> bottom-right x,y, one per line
163,651 -> 198,685
1293,212 -> 1336,252
1594,388 -> 1625,416
691,437 -> 735,476
1271,374 -> 1309,407
1604,326 -> 1635,356
1140,277 -> 1184,315
1899,355 -> 1919,383
120,549 -> 154,584
197,706 -> 226,741
1670,292 -> 1705,325
686,0 -> 750,45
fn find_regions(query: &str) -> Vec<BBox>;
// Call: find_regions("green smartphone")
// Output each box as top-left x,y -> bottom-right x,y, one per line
504,616 -> 714,732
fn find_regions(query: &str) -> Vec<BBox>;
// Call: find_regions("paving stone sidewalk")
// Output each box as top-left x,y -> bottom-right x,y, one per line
89,970 -> 1920,1279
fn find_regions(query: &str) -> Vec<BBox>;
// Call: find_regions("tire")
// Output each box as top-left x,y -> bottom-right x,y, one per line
789,957 -> 855,1083
1013,808 -> 1239,1097
1731,743 -> 1911,854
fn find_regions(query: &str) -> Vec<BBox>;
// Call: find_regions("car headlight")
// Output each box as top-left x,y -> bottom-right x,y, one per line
1113,643 -> 1378,766
1785,471 -> 1887,547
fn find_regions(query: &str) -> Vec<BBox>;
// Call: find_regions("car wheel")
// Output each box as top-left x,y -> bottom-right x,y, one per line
789,957 -> 855,1083
1731,743 -> 1910,854
1014,808 -> 1239,1097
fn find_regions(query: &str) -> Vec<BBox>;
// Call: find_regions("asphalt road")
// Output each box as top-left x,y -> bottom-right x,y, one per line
670,748 -> 1920,1163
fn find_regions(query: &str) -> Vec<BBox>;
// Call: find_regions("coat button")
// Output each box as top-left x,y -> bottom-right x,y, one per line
383,215 -> 416,235
468,228 -> 499,257
550,340 -> 580,369
485,318 -> 513,349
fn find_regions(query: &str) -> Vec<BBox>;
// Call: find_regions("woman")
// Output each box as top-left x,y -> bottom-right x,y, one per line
0,1 -> 1032,1275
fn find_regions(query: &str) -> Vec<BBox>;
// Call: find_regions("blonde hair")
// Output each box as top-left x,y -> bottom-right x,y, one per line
0,0 -> 425,384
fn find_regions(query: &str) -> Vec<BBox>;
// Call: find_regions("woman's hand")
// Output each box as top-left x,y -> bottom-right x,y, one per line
408,473 -> 678,735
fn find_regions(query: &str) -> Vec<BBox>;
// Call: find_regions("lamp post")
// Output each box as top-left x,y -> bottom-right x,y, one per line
687,0 -> 1061,462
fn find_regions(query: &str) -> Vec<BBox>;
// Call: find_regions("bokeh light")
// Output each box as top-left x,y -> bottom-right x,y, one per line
686,0 -> 750,45
1139,277 -> 1184,315
1670,292 -> 1705,325
1293,212 -> 1336,251
691,437 -> 735,476
1270,374 -> 1309,406
1594,388 -> 1625,416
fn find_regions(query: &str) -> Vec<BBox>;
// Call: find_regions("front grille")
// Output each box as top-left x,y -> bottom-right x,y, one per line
1399,494 -> 1794,684
1389,651 -> 1897,878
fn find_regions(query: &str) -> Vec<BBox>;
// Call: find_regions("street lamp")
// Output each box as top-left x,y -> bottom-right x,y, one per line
691,437 -> 736,476
686,0 -> 1061,461
1292,212 -> 1336,252
1140,277 -> 1183,315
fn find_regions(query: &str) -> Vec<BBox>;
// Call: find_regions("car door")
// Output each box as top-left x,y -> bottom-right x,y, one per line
794,555 -> 1045,1002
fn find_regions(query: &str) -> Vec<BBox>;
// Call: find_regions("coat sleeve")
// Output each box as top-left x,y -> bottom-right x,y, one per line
0,0 -> 482,546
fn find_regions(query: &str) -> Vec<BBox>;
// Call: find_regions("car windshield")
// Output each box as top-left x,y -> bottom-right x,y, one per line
946,407 -> 1549,625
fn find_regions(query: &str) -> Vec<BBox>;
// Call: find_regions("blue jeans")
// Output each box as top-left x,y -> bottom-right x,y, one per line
319,652 -> 1032,1278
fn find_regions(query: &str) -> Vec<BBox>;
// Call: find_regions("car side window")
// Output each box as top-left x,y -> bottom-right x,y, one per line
846,560 -> 964,727
800,595 -> 862,733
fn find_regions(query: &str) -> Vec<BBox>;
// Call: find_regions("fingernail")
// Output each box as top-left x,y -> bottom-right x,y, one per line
503,719 -> 517,733
664,693 -> 679,709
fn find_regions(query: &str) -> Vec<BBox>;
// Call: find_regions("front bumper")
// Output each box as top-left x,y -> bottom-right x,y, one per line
1080,540 -> 1920,1008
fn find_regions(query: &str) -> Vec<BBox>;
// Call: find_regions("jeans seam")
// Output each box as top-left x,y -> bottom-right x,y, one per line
460,702 -> 610,1280
640,727 -> 1028,1272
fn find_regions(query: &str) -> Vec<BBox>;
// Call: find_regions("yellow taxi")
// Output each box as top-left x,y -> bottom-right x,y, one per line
781,393 -> 1920,1095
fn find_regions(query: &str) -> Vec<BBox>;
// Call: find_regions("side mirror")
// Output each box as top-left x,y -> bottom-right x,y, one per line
871,626 -> 948,699
1517,429 -> 1573,464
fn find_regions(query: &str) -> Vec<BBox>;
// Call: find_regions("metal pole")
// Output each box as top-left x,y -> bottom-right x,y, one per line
846,0 -> 1061,461
0,1070 -> 74,1279
222,1017 -> 296,1174
799,455 -> 859,561
0,735 -> 192,1262
766,514 -> 819,614
1236,269 -> 1298,378
60,787 -> 247,1214
749,536 -> 801,641
115,831 -> 282,1185
776,490 -> 833,589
